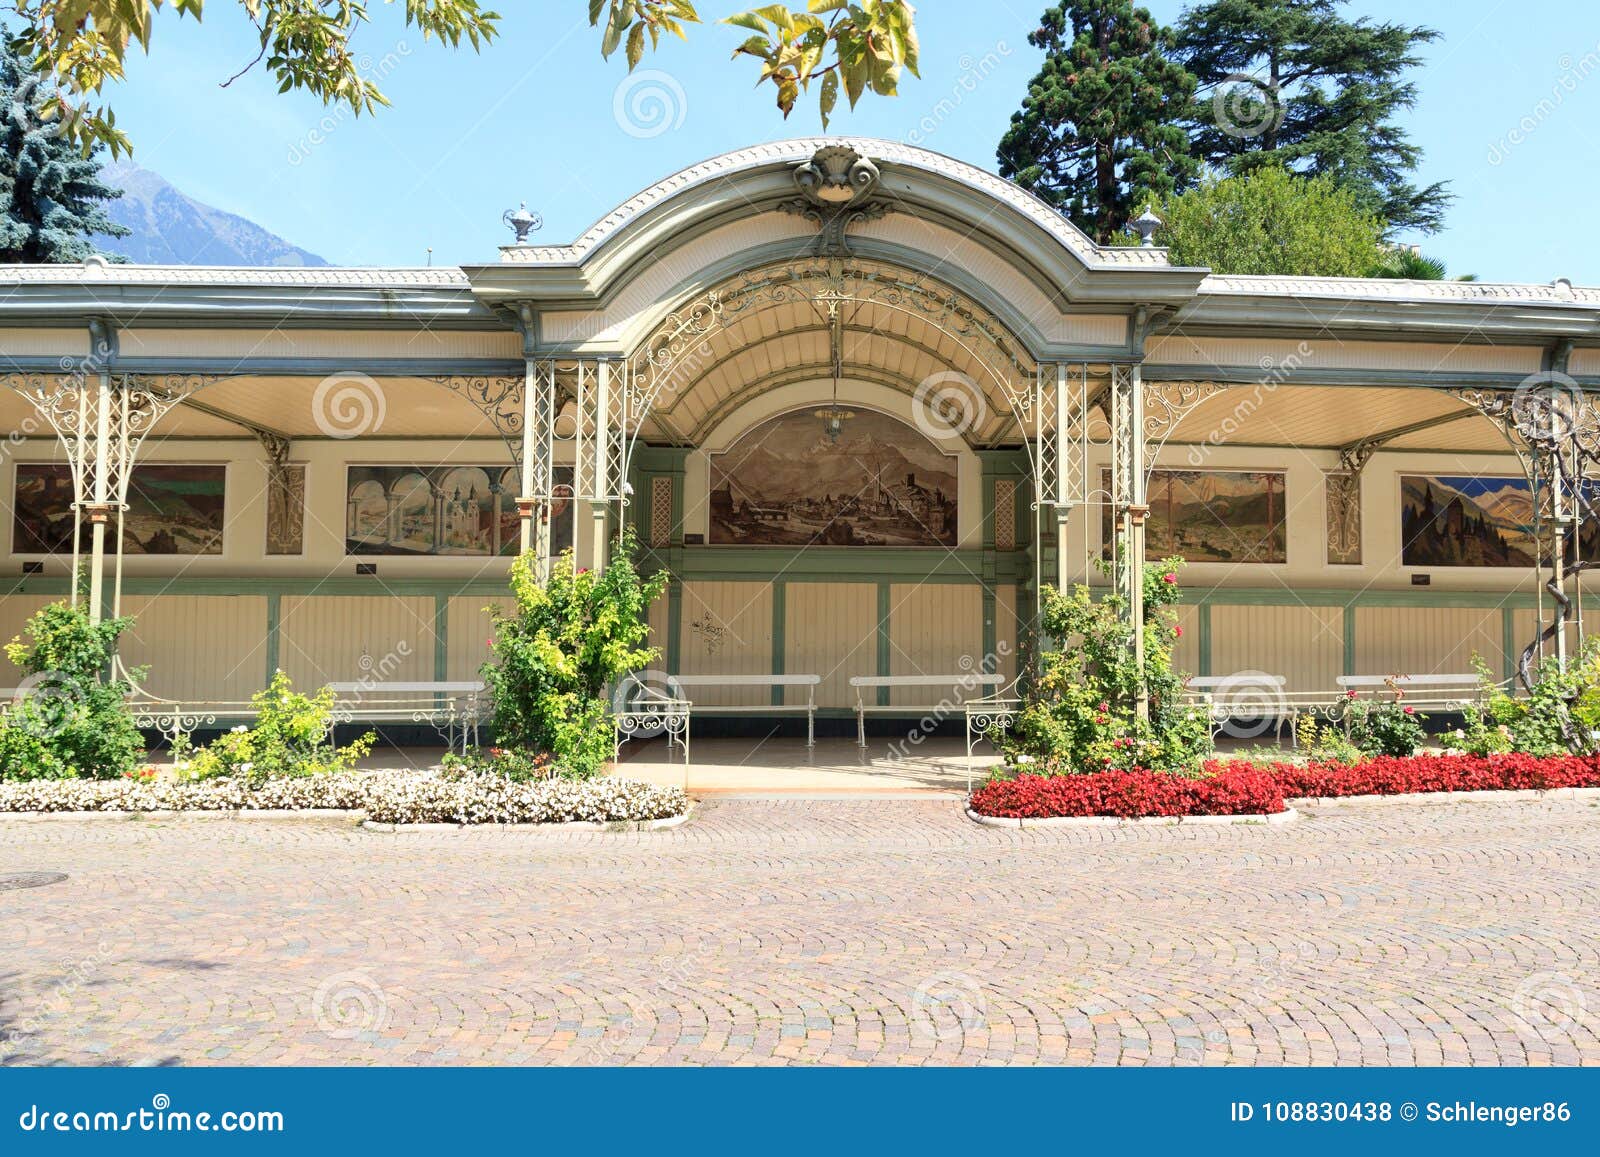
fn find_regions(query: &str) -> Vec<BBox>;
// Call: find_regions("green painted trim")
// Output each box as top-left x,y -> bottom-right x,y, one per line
771,581 -> 786,706
876,583 -> 891,707
981,585 -> 996,670
433,595 -> 449,681
1503,606 -> 1517,682
1343,605 -> 1357,676
1196,603 -> 1212,677
665,580 -> 683,675
264,593 -> 281,683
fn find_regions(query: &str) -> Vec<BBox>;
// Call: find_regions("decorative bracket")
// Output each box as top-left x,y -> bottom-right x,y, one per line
781,144 -> 893,257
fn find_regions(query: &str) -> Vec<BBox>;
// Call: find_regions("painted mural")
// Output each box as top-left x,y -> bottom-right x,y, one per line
12,463 -> 226,555
345,465 -> 574,557
709,410 -> 957,547
1400,474 -> 1538,568
1101,469 -> 1287,564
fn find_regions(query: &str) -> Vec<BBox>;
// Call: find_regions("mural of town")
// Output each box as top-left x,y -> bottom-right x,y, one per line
12,462 -> 226,555
709,410 -> 957,547
1101,469 -> 1287,564
346,465 -> 574,556
1400,474 -> 1538,568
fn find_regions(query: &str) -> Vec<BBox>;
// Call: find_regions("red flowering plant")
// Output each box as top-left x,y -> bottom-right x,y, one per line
1005,555 -> 1211,775
440,746 -> 555,782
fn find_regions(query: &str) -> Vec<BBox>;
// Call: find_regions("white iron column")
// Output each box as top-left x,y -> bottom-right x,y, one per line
589,360 -> 612,575
1110,363 -> 1149,719
85,369 -> 114,623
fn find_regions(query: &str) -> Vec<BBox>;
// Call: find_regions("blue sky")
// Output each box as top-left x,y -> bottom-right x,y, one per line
97,1 -> 1597,282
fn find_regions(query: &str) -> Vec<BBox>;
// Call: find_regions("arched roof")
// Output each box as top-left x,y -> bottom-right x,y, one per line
463,138 -> 1210,324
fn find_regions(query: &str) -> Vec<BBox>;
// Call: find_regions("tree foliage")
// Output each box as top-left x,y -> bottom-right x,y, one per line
1132,165 -> 1384,276
9,0 -> 502,157
591,1 -> 918,129
998,1 -> 1196,244
0,34 -> 127,262
1173,0 -> 1449,233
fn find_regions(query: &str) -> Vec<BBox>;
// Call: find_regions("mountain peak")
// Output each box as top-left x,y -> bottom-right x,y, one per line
96,162 -> 328,267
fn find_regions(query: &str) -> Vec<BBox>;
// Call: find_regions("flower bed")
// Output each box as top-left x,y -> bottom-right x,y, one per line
0,770 -> 689,826
971,765 -> 1285,819
1261,752 -> 1600,799
971,753 -> 1600,820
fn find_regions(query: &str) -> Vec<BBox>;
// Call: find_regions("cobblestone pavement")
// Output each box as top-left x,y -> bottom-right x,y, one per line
2,797 -> 1598,1066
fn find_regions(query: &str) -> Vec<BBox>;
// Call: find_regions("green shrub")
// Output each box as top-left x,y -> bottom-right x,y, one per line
0,600 -> 145,781
483,530 -> 668,779
178,671 -> 374,785
1007,556 -> 1212,775
1444,645 -> 1600,757
1343,696 -> 1427,758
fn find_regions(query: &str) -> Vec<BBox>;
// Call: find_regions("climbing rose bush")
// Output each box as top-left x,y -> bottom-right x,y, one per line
1006,556 -> 1212,774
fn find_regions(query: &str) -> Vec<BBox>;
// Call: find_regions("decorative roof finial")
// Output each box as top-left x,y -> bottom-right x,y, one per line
502,202 -> 544,245
1131,205 -> 1163,248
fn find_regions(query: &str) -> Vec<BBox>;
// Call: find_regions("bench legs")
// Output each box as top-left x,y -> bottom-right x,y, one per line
856,705 -> 866,748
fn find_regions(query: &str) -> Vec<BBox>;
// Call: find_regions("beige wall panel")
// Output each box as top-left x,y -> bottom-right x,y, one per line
0,328 -> 89,357
1354,606 -> 1503,679
1171,603 -> 1201,679
447,595 -> 516,682
676,581 -> 773,706
888,584 -> 984,706
119,595 -> 268,702
0,594 -> 56,685
277,595 -> 435,690
994,585 -> 1021,687
785,583 -> 877,709
1209,604 -> 1343,694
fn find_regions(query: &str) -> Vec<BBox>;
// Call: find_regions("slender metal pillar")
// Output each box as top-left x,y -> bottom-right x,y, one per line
589,360 -> 612,575
85,370 -> 113,624
1110,363 -> 1149,719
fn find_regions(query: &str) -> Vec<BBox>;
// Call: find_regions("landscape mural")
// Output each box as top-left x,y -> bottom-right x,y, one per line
12,463 -> 226,555
709,410 -> 957,547
346,465 -> 574,556
1101,469 -> 1287,564
1400,474 -> 1538,568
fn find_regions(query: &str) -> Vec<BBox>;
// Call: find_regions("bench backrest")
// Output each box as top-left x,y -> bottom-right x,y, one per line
671,674 -> 821,687
1186,674 -> 1286,690
1335,674 -> 1478,688
849,674 -> 1005,688
325,681 -> 485,695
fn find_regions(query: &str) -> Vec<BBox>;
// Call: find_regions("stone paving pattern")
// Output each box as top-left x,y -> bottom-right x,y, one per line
2,797 -> 1597,1066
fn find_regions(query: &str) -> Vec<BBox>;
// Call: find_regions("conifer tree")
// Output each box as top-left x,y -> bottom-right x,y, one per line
0,34 -> 127,263
1173,0 -> 1449,232
998,2 -> 1197,243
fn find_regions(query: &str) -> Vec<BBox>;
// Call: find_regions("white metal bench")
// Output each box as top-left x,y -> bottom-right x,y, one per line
849,673 -> 1006,748
671,674 -> 822,746
1335,673 -> 1485,711
325,680 -> 487,754
611,677 -> 691,766
1185,673 -> 1294,746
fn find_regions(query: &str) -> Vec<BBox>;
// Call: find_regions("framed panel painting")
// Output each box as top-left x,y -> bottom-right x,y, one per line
11,462 -> 226,556
1400,474 -> 1537,568
708,409 -> 957,547
1101,469 -> 1287,564
345,464 -> 573,557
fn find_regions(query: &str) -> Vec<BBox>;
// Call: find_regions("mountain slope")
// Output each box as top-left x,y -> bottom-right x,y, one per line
95,162 -> 327,267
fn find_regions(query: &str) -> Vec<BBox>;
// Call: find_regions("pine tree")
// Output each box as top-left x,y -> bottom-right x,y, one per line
998,2 -> 1197,244
0,33 -> 127,263
1174,0 -> 1449,233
